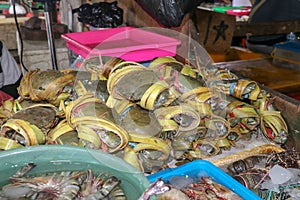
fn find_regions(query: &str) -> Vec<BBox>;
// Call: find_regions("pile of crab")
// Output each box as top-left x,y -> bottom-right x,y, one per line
0,56 -> 298,199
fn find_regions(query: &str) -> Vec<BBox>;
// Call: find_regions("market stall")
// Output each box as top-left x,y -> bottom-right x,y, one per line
0,1 -> 299,199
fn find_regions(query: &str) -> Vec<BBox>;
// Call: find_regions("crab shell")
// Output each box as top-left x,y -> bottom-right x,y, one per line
11,104 -> 59,132
18,69 -> 76,105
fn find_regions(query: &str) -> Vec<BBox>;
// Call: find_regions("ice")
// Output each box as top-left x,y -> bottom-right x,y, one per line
269,165 -> 293,185
261,166 -> 299,196
261,179 -> 280,193
261,166 -> 300,196
286,188 -> 300,200
286,168 -> 300,184
169,176 -> 194,189
206,135 -> 273,162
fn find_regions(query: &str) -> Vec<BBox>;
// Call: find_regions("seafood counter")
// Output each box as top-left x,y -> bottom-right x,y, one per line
0,55 -> 299,199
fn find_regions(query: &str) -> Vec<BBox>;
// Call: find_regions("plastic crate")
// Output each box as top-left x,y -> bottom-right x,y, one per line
272,40 -> 300,70
61,26 -> 181,62
148,160 -> 261,200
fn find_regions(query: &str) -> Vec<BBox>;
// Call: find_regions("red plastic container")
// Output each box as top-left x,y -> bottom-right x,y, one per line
61,27 -> 181,62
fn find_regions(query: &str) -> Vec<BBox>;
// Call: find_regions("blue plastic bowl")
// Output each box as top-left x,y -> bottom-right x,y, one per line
148,160 -> 261,200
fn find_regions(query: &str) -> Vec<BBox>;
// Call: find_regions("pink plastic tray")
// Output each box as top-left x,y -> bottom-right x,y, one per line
61,27 -> 181,62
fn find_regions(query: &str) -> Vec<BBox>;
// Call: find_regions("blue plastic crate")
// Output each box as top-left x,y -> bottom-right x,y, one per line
148,160 -> 261,200
272,41 -> 300,70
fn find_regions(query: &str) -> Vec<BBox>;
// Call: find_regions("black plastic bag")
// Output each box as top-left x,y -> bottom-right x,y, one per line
73,1 -> 123,28
136,0 -> 203,27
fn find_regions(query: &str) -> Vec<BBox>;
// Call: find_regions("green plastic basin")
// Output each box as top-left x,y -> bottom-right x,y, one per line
0,145 -> 149,199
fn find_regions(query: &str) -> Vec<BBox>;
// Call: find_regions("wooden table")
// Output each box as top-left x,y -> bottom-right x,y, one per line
209,46 -> 267,62
234,20 -> 300,37
215,58 -> 300,95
